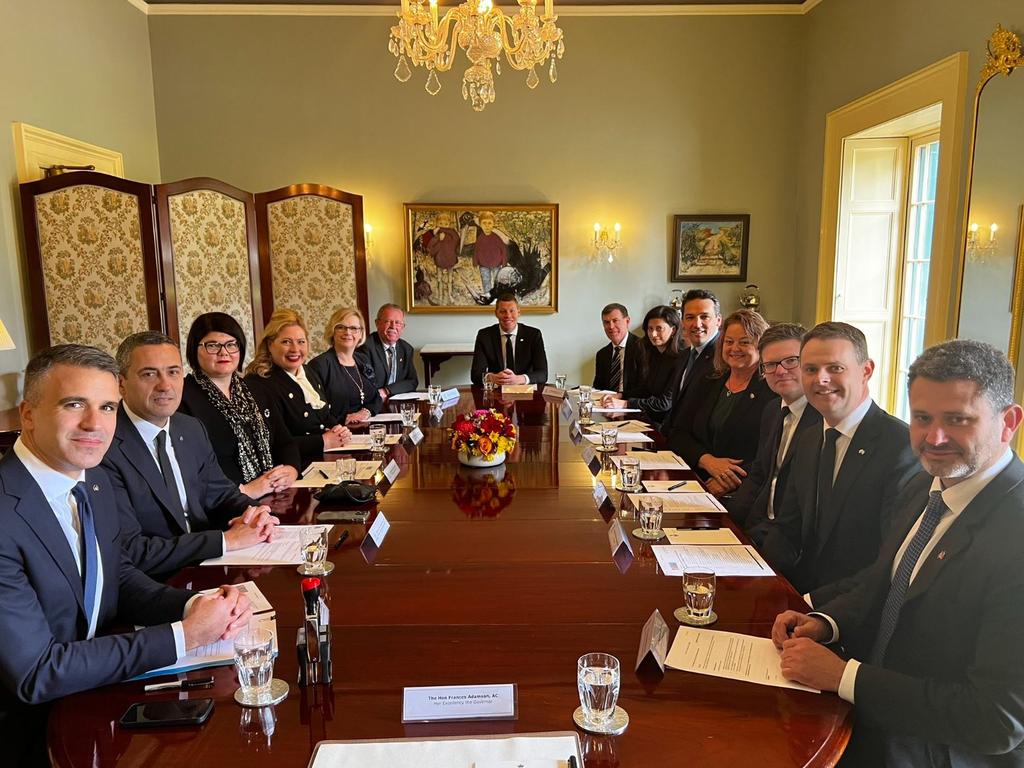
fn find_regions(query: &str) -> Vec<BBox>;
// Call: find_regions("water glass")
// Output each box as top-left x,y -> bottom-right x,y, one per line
369,423 -> 387,452
577,653 -> 620,727
554,373 -> 567,390
579,384 -> 593,402
335,458 -> 356,482
427,384 -> 443,406
636,496 -> 664,540
579,399 -> 594,426
683,569 -> 716,621
618,456 -> 641,491
234,627 -> 275,705
483,378 -> 496,394
600,425 -> 618,452
300,527 -> 329,575
400,402 -> 417,427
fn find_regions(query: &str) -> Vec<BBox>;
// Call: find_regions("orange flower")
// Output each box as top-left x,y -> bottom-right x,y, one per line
477,436 -> 494,455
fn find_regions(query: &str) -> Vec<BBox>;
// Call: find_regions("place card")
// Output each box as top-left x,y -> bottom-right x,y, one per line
402,683 -> 517,723
501,384 -> 536,394
559,397 -> 574,422
441,387 -> 461,402
569,421 -> 582,442
542,385 -> 566,399
367,511 -> 390,547
635,609 -> 670,673
381,459 -> 401,486
407,426 -> 424,445
608,519 -> 634,573
592,479 -> 611,510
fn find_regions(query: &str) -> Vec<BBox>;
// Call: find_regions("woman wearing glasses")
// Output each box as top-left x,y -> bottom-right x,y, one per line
179,312 -> 301,498
667,309 -> 776,492
309,307 -> 383,425
244,308 -> 353,465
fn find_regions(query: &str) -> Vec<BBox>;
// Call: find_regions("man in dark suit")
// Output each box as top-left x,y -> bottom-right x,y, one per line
102,332 -> 278,578
361,303 -> 418,402
660,289 -> 722,437
763,322 -> 919,606
720,323 -> 822,530
592,302 -> 642,393
471,293 -> 548,386
0,344 -> 250,767
774,339 -> 1024,767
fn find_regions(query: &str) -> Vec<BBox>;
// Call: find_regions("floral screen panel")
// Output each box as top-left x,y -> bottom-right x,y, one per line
166,190 -> 257,364
33,185 -> 150,353
266,195 -> 358,356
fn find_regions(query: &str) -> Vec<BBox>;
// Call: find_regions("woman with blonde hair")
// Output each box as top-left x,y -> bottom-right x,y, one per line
244,308 -> 351,463
667,309 -> 776,492
309,306 -> 383,425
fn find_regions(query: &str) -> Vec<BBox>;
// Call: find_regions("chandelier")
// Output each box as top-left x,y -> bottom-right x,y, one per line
388,0 -> 565,111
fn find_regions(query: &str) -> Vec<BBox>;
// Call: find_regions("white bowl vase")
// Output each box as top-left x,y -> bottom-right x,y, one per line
458,449 -> 507,467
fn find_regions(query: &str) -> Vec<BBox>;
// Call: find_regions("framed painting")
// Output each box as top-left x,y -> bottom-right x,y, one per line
671,213 -> 750,282
405,203 -> 558,313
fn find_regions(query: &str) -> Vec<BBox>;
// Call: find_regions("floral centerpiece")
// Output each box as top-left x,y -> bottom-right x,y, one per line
449,409 -> 517,466
451,464 -> 517,518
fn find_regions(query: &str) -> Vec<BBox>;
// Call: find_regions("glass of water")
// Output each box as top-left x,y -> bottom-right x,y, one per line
577,653 -> 621,728
579,384 -> 592,402
482,378 -> 495,394
299,527 -> 329,575
618,456 -> 641,492
578,398 -> 594,426
400,402 -> 417,427
427,385 -> 443,406
234,626 -> 275,705
599,425 -> 618,452
369,423 -> 387,452
676,569 -> 717,626
554,373 -> 567,390
633,496 -> 664,540
335,458 -> 356,482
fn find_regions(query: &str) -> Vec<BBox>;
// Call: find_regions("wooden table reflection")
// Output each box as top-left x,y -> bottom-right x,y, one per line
48,389 -> 850,767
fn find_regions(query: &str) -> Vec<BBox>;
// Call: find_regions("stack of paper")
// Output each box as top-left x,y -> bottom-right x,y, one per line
200,524 -> 334,566
367,412 -> 418,423
651,544 -> 774,577
585,419 -> 652,433
325,434 -> 401,452
663,528 -> 741,545
293,461 -> 381,487
582,431 -> 654,445
613,451 -> 689,470
388,392 -> 429,402
308,733 -> 582,768
626,492 -> 726,513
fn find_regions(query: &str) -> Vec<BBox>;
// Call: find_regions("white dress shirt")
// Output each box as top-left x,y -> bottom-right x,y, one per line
824,448 -> 1013,704
768,395 -> 808,518
288,366 -> 327,409
13,437 -> 187,655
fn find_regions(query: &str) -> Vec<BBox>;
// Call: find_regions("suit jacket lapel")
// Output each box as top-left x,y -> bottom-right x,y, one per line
780,406 -> 820,472
86,467 -> 121,626
116,408 -> 191,534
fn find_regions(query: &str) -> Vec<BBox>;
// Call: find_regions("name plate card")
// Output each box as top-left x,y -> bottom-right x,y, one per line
367,511 -> 390,547
407,426 -> 424,445
502,384 -> 536,394
580,445 -> 601,475
382,459 -> 401,485
559,397 -> 574,422
542,385 -> 566,399
635,609 -> 670,673
569,421 -> 582,442
402,684 -> 517,723
441,387 -> 461,402
593,480 -> 610,510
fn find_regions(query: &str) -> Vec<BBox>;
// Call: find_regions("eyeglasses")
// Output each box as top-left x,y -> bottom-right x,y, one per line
201,341 -> 240,354
334,324 -> 363,334
761,355 -> 800,374
380,320 -> 405,328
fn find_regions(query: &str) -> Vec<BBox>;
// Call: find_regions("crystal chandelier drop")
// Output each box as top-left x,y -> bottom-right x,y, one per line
388,0 -> 565,112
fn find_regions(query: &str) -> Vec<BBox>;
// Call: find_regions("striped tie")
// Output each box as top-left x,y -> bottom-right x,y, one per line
870,490 -> 948,664
609,345 -> 623,393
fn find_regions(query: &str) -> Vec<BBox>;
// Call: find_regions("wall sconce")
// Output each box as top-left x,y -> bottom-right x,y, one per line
593,222 -> 621,263
0,318 -> 15,352
968,221 -> 998,262
363,223 -> 375,263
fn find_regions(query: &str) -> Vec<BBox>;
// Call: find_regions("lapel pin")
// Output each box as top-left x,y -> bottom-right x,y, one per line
178,435 -> 183,442
937,550 -> 946,560
858,449 -> 865,455
288,393 -> 294,399
92,484 -> 100,492
749,393 -> 755,399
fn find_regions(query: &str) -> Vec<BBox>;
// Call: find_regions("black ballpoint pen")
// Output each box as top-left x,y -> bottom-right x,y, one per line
144,676 -> 215,693
319,469 -> 330,479
333,530 -> 350,550
668,480 -> 688,490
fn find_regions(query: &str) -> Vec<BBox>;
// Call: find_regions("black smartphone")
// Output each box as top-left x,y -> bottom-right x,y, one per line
119,698 -> 214,728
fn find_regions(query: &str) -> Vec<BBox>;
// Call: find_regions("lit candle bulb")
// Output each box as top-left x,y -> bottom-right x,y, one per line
429,0 -> 438,26
545,0 -> 552,18
990,223 -> 999,242
594,223 -> 602,245
613,222 -> 621,243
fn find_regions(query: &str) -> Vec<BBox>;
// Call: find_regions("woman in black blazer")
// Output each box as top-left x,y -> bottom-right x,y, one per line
178,312 -> 301,499
243,308 -> 352,466
308,306 -> 383,426
668,309 -> 777,490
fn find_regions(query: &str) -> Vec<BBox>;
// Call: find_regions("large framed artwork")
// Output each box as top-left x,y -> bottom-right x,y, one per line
405,203 -> 558,313
671,213 -> 750,282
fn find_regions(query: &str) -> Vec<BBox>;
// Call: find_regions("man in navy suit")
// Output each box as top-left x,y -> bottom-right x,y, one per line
102,332 -> 278,578
592,303 -> 642,394
362,303 -> 418,402
660,289 -> 722,437
0,344 -> 251,767
775,340 -> 1024,766
470,293 -> 548,386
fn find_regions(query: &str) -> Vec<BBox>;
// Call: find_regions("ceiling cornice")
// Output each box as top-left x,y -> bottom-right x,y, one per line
128,0 -> 825,17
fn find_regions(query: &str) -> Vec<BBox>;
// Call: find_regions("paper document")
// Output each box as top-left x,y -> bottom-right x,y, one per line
651,544 -> 774,577
666,626 -> 818,693
614,451 -> 689,470
293,461 -> 381,487
229,580 -> 274,614
201,524 -> 333,566
582,432 -> 653,444
586,420 -> 652,433
642,480 -> 703,493
137,612 -> 278,679
367,412 -> 418,423
592,407 -> 642,414
325,434 -> 401,452
627,492 -> 726,513
388,392 -> 429,401
664,528 -> 742,546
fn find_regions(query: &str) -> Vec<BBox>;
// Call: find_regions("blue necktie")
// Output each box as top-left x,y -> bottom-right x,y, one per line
71,482 -> 100,633
870,490 -> 948,664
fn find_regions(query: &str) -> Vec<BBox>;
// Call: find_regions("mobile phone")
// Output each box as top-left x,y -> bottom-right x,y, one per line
316,509 -> 370,523
119,698 -> 214,728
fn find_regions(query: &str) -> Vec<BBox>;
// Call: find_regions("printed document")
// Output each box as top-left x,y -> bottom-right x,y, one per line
651,544 -> 774,577
626,492 -> 725,513
201,524 -> 333,566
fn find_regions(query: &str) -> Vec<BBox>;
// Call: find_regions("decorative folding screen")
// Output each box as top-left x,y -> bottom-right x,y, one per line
255,184 -> 368,356
156,179 -> 264,365
18,172 -> 162,353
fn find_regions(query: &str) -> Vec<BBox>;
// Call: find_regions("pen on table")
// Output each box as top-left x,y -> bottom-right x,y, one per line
333,530 -> 350,550
668,480 -> 688,491
144,676 -> 214,693
319,469 -> 330,479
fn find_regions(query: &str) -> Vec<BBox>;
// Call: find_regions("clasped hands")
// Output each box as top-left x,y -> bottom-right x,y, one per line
224,505 -> 280,550
699,454 -> 747,494
323,424 -> 353,450
241,464 -> 298,498
486,370 -> 527,386
182,584 -> 253,650
771,610 -> 847,692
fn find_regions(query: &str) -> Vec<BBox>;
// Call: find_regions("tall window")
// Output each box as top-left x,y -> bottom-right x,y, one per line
894,136 -> 939,421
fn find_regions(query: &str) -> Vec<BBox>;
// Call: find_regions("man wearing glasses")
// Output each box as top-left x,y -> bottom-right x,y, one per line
362,304 -> 419,402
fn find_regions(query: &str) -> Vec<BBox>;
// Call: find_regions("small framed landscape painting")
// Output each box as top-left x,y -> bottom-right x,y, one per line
671,213 -> 750,282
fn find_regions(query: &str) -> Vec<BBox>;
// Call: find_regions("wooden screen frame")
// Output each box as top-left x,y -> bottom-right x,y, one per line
18,171 -> 163,352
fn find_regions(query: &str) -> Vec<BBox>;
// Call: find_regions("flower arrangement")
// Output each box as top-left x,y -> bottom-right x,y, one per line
449,409 -> 517,463
451,465 -> 517,518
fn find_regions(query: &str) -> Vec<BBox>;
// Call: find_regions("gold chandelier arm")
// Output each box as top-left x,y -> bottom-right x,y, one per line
496,13 -> 535,69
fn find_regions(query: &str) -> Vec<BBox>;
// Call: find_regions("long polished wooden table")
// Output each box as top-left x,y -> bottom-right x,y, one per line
48,389 -> 850,767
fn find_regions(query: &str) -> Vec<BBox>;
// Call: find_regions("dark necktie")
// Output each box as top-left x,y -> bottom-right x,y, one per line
504,333 -> 515,371
609,345 -> 623,393
70,482 -> 99,632
156,429 -> 190,530
816,428 -> 841,522
386,346 -> 396,385
680,347 -> 698,391
774,405 -> 793,469
871,491 -> 949,663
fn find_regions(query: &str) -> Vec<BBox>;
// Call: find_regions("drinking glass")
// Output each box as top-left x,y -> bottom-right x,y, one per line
633,496 -> 664,540
400,402 -> 417,427
576,653 -> 621,728
599,425 -> 618,452
579,384 -> 593,402
427,385 -> 443,406
554,373 -> 567,390
299,527 -> 329,575
369,423 -> 387,452
617,456 -> 641,492
483,378 -> 496,394
234,627 -> 275,705
675,569 -> 717,626
335,458 -> 356,482
578,399 -> 594,426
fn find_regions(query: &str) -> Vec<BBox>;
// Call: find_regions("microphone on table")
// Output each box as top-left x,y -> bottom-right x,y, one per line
298,577 -> 331,686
